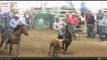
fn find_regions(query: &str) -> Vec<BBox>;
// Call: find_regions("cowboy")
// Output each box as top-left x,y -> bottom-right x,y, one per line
3,13 -> 28,42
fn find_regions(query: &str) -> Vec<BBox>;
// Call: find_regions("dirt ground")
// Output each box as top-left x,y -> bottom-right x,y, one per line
0,29 -> 107,57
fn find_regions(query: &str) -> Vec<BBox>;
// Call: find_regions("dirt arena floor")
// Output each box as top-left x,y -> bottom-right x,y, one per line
0,29 -> 107,57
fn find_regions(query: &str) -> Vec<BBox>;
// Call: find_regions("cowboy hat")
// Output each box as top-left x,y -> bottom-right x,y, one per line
14,14 -> 20,18
72,13 -> 76,15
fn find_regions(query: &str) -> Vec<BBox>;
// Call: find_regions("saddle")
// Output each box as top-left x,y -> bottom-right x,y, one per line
63,38 -> 71,43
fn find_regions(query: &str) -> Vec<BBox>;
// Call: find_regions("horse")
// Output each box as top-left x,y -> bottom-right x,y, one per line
62,25 -> 73,54
0,25 -> 29,56
48,38 -> 63,56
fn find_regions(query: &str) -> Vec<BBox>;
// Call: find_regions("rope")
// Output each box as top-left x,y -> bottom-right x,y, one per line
20,34 -> 25,39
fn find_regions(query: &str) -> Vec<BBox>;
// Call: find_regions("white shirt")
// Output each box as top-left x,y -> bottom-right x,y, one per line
58,20 -> 67,30
53,20 -> 66,31
10,18 -> 27,28
53,21 -> 59,30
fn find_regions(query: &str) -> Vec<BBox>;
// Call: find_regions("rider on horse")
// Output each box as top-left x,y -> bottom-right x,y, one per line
2,13 -> 28,42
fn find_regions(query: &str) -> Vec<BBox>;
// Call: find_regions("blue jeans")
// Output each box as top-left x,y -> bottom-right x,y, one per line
25,19 -> 30,30
58,25 -> 66,36
71,25 -> 77,39
98,26 -> 105,39
29,20 -> 34,30
87,24 -> 94,38
3,27 -> 13,39
71,26 -> 77,33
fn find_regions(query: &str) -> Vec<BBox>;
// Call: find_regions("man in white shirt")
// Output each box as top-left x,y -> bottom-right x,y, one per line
53,20 -> 59,31
3,14 -> 27,41
53,18 -> 66,39
53,18 -> 66,31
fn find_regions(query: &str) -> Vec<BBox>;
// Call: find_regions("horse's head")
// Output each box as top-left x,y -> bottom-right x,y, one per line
20,25 -> 29,36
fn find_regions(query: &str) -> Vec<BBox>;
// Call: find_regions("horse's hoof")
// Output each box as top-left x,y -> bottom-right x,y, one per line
48,52 -> 50,55
15,55 -> 18,57
9,53 -> 11,55
52,54 -> 55,56
4,48 -> 7,50
63,51 -> 66,54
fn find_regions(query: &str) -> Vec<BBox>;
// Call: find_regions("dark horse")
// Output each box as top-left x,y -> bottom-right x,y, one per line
0,25 -> 29,56
62,24 -> 72,53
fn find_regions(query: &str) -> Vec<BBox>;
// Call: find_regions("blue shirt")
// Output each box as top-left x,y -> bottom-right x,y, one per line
80,5 -> 88,13
97,18 -> 107,26
8,12 -> 14,18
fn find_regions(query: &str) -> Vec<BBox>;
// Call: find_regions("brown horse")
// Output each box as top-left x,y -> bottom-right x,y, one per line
62,25 -> 72,54
0,25 -> 29,56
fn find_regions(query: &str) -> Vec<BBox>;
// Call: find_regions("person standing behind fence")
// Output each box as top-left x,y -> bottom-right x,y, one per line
86,11 -> 95,39
96,9 -> 103,34
97,14 -> 105,41
70,13 -> 79,40
6,10 -> 15,28
66,13 -> 72,34
29,7 -> 36,29
24,9 -> 31,30
80,2 -> 88,18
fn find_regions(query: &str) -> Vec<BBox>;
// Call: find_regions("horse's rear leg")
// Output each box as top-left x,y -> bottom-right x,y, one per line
0,39 -> 5,48
52,48 -> 55,56
64,41 -> 71,53
48,44 -> 52,55
16,43 -> 20,57
62,42 -> 65,50
5,42 -> 8,49
9,43 -> 12,55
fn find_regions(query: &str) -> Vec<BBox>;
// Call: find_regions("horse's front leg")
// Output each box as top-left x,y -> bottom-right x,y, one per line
63,41 -> 71,53
9,43 -> 12,55
5,42 -> 8,49
0,38 -> 5,48
52,47 -> 56,56
16,43 -> 20,57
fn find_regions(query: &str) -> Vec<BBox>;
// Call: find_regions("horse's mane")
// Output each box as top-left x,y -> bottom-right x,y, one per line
14,25 -> 22,31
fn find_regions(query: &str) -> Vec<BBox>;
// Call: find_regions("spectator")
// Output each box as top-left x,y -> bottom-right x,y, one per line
50,12 -> 55,30
8,9 -> 14,19
85,11 -> 95,39
70,13 -> 79,40
29,7 -> 36,29
66,13 -> 72,34
98,14 -> 107,41
80,2 -> 89,18
53,9 -> 59,19
96,9 -> 103,34
24,9 -> 31,30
